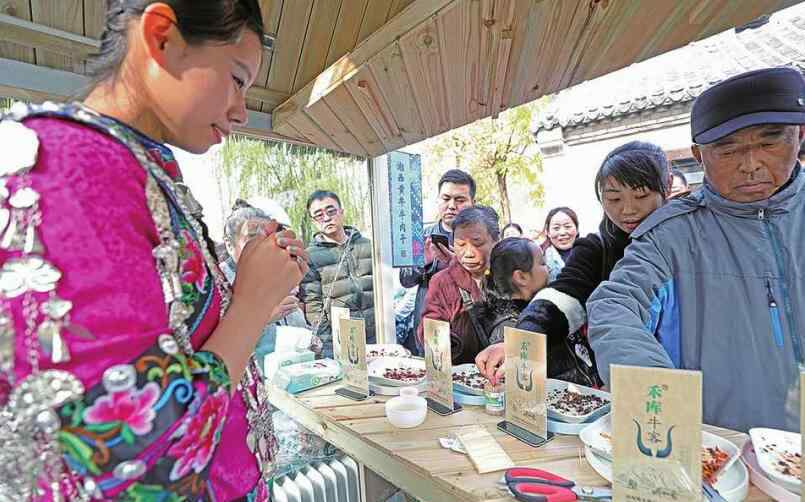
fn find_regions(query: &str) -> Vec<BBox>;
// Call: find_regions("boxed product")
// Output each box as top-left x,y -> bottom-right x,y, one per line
274,358 -> 342,394
263,350 -> 316,381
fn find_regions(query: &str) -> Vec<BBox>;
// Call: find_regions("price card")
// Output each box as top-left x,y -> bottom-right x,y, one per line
612,365 -> 702,502
336,318 -> 369,399
330,306 -> 350,360
499,327 -> 550,446
424,318 -> 460,414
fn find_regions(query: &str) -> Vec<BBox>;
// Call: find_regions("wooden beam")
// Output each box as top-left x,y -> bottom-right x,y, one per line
0,12 -> 99,60
0,57 -> 278,142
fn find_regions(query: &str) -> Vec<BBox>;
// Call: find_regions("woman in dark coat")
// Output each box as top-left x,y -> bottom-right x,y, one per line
476,141 -> 671,385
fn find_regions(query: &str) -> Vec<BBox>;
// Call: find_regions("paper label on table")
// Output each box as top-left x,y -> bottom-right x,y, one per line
611,365 -> 702,502
504,327 -> 547,438
454,427 -> 514,474
331,306 -> 350,361
338,318 -> 368,394
424,318 -> 454,410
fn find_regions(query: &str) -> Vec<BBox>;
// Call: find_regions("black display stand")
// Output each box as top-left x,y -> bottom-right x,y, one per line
426,397 -> 463,415
497,421 -> 554,448
335,386 -> 374,401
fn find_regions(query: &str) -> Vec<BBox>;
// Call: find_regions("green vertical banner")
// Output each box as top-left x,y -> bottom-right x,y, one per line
388,151 -> 424,267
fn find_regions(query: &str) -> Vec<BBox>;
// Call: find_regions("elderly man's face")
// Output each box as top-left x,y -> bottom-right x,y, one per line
693,124 -> 805,203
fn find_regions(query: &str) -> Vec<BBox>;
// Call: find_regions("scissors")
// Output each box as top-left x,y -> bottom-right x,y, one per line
503,468 -> 612,501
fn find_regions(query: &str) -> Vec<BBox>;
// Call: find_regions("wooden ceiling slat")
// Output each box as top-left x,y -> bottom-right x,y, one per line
399,17 -> 450,138
325,0 -> 369,68
257,0 -> 283,112
271,120 -> 308,143
437,1 -> 471,127
83,0 -> 105,39
367,41 -> 424,145
248,55 -> 271,111
266,0 -> 313,94
357,0 -> 394,45
387,0 -> 414,22
30,0 -> 85,73
488,0 -> 516,117
305,99 -> 367,156
323,85 -> 384,157
498,0 -> 537,112
344,65 -> 404,151
286,110 -> 340,151
0,0 -> 35,63
513,1 -> 593,106
476,0 -> 501,119
293,0 -> 343,93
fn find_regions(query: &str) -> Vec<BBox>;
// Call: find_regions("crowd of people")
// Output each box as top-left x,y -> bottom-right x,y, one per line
0,0 -> 804,499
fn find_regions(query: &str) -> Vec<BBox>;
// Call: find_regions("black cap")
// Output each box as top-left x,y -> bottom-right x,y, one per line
691,67 -> 805,144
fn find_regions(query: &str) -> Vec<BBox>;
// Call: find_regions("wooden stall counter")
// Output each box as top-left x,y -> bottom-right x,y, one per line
267,383 -> 773,501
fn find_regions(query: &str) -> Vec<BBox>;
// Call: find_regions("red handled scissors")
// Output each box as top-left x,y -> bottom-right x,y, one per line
504,468 -> 612,501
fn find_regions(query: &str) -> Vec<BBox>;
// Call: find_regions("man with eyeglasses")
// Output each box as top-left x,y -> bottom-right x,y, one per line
301,190 -> 375,358
587,67 -> 805,433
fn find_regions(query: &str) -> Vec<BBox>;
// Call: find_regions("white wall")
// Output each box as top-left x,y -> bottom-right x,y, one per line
536,119 -> 693,234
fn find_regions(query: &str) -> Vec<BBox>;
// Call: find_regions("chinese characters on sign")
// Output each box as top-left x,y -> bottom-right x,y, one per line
387,151 -> 424,268
338,318 -> 369,395
424,318 -> 454,411
612,366 -> 702,502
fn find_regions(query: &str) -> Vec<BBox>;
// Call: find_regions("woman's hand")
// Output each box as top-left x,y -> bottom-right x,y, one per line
269,295 -> 300,323
475,342 -> 506,385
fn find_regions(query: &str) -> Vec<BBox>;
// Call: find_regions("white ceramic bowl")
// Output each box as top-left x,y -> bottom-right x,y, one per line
385,389 -> 427,428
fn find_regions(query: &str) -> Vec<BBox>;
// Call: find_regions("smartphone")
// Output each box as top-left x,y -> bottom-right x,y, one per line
430,234 -> 450,249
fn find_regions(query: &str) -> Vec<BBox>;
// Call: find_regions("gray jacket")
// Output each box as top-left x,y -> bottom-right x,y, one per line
588,164 -> 804,433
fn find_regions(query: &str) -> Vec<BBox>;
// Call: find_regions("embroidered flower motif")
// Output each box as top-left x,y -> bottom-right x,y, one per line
83,382 -> 161,436
167,387 -> 229,480
180,229 -> 207,293
0,256 -> 62,298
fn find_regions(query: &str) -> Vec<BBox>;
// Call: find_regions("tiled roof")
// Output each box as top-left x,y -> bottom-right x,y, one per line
537,3 -> 805,133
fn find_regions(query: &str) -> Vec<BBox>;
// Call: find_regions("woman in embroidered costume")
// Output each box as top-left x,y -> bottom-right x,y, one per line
0,1 -> 308,500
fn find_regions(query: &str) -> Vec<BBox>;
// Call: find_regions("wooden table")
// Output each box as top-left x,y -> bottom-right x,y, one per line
267,383 -> 773,501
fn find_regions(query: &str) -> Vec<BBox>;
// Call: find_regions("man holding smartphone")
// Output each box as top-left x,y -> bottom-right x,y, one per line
399,169 -> 476,354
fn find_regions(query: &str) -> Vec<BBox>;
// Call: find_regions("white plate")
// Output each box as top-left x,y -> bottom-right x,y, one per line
365,344 -> 411,362
748,427 -> 801,494
581,414 -> 747,500
367,357 -> 425,387
741,440 -> 799,501
451,363 -> 487,396
546,379 -> 610,424
584,441 -> 749,502
579,413 -> 613,460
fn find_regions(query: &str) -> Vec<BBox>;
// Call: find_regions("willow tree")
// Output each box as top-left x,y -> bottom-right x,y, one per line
427,101 -> 544,223
215,136 -> 371,244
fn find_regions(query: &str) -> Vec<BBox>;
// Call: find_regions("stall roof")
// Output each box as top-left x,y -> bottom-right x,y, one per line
537,3 -> 805,133
0,0 -> 800,154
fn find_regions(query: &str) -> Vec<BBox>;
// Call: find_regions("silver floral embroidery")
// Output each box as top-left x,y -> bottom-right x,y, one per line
0,370 -> 84,501
0,256 -> 61,298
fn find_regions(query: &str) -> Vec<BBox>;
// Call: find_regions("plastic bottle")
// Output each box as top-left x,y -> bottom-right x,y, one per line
484,381 -> 505,416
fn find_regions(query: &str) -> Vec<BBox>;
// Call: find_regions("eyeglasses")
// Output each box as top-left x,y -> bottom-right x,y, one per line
311,206 -> 340,223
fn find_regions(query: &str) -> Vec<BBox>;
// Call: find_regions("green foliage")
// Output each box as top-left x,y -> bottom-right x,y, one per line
215,136 -> 371,244
426,101 -> 544,222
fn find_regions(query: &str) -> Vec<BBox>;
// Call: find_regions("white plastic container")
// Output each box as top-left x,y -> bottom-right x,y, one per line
385,387 -> 427,428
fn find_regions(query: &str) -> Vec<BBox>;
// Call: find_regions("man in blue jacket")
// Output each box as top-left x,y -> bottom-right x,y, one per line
588,67 -> 805,432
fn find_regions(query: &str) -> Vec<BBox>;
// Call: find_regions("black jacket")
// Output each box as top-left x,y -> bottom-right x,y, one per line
517,221 -> 630,386
398,221 -> 451,354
